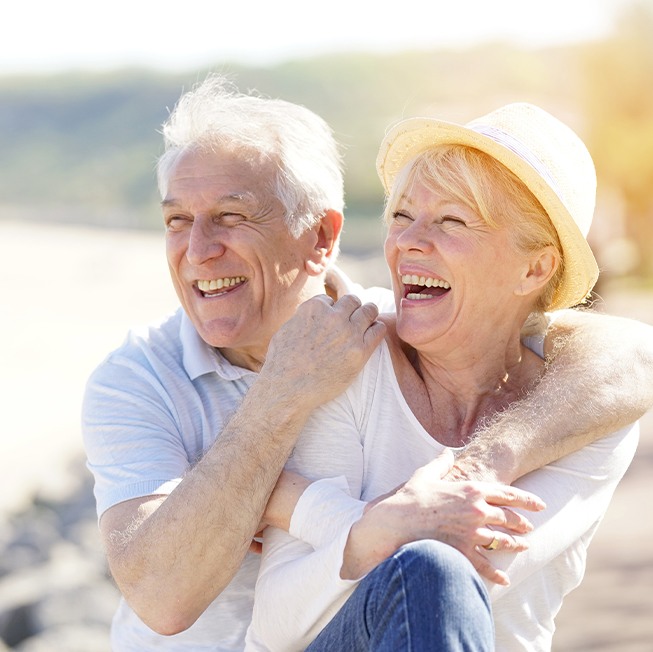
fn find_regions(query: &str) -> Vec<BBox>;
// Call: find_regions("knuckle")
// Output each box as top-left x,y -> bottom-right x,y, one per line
360,302 -> 379,319
340,294 -> 361,308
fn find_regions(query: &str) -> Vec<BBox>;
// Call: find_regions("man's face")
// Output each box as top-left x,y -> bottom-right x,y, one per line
162,147 -> 320,368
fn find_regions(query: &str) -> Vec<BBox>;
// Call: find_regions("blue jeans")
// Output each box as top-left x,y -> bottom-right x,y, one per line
306,540 -> 494,651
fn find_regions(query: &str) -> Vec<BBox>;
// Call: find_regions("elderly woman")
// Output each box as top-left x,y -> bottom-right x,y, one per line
244,104 -> 639,651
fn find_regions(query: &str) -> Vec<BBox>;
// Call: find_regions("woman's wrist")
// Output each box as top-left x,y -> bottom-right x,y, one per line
263,470 -> 311,531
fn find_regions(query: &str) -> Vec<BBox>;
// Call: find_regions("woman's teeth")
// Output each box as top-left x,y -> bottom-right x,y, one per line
401,274 -> 450,289
401,274 -> 451,300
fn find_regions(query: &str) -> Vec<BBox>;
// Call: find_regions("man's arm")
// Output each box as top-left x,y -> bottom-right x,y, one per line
451,309 -> 653,483
98,296 -> 385,635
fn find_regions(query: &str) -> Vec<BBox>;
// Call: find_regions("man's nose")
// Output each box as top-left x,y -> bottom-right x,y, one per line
186,217 -> 227,265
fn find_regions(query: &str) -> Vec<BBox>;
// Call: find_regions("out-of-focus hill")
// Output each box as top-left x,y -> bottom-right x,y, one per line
1,1 -> 653,282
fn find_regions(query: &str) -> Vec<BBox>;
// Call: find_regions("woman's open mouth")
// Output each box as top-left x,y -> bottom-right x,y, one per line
401,274 -> 451,300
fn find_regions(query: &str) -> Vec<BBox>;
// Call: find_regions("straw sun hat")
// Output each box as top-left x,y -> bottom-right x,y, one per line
376,103 -> 600,311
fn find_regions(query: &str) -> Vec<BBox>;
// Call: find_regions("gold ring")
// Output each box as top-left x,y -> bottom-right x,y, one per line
483,535 -> 499,551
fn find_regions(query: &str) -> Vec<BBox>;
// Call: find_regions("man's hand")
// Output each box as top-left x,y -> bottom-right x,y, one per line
261,294 -> 386,413
342,450 -> 545,586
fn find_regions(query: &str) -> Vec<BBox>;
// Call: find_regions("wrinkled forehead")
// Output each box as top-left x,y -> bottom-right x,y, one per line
161,146 -> 283,214
159,143 -> 277,197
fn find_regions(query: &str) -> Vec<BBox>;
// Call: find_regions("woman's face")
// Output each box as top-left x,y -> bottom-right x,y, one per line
383,177 -> 533,351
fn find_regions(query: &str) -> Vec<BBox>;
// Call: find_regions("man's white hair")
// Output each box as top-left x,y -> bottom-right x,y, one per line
157,74 -> 345,243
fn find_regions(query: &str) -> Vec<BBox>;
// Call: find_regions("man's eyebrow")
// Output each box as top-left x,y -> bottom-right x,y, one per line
160,192 -> 256,208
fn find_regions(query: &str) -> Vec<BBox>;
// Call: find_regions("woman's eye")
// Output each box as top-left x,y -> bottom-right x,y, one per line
391,211 -> 413,224
441,215 -> 466,226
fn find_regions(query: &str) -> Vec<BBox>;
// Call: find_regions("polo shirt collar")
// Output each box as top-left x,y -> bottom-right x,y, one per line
178,265 -> 352,382
180,311 -> 257,381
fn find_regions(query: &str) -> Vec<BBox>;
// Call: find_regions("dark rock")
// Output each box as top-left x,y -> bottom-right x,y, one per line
0,604 -> 32,648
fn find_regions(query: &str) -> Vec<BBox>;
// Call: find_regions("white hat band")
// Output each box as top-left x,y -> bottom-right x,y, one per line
471,124 -> 562,199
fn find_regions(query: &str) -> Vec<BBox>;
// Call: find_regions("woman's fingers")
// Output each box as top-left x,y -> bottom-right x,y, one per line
470,550 -> 511,586
477,527 -> 528,553
465,529 -> 528,585
483,504 -> 534,534
485,485 -> 546,512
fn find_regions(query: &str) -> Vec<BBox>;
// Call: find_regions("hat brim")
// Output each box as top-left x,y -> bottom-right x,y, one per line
376,118 -> 599,311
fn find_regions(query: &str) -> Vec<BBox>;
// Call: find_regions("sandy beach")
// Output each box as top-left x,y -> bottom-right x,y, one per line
2,220 -> 651,650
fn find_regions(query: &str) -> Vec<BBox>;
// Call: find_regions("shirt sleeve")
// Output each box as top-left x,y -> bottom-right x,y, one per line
82,351 -> 189,520
245,381 -> 371,651
289,476 -> 366,548
246,479 -> 366,651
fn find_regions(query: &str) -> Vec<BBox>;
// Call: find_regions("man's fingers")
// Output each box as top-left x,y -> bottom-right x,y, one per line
332,293 -> 362,314
320,294 -> 335,305
349,301 -> 379,323
336,297 -> 386,347
363,320 -> 387,349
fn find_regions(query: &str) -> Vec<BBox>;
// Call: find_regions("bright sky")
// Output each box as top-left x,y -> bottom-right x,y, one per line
3,0 -> 625,74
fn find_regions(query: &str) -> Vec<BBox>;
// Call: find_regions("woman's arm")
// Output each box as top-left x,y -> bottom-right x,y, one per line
451,309 -> 653,483
247,454 -> 544,651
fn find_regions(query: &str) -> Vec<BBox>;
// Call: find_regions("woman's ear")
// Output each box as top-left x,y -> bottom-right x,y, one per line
515,246 -> 559,297
305,209 -> 344,275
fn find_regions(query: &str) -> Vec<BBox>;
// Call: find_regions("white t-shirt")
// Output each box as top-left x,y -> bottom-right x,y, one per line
245,339 -> 639,652
82,267 -> 394,652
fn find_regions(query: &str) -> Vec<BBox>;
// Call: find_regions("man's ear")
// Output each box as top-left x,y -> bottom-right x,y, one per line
515,246 -> 559,297
305,209 -> 344,275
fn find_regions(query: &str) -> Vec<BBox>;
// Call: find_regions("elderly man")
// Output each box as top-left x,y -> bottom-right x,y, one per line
83,75 -> 653,650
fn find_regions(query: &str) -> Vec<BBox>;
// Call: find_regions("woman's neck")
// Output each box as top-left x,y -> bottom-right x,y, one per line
384,318 -> 545,447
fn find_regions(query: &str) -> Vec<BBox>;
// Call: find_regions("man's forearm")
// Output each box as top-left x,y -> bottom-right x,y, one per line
105,376 -> 315,634
453,309 -> 653,484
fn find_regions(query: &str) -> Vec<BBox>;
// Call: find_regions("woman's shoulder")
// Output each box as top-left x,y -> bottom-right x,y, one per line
379,315 -> 420,376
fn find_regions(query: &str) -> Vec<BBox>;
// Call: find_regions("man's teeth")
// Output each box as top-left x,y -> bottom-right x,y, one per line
197,277 -> 246,292
401,274 -> 450,289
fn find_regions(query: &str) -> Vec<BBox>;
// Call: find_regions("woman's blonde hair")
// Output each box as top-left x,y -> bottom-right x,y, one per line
385,145 -> 564,315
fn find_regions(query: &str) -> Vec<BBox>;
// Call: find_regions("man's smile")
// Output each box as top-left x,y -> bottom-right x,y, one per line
196,276 -> 247,296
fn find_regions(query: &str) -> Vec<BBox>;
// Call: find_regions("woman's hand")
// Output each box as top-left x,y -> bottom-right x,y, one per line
342,449 -> 545,585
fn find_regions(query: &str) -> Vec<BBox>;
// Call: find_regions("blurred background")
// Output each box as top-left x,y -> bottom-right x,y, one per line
1,0 -> 652,649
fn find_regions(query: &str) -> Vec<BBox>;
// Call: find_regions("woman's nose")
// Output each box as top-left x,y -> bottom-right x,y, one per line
396,220 -> 434,254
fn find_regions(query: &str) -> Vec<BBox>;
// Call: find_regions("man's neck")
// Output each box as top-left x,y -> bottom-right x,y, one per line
218,345 -> 267,373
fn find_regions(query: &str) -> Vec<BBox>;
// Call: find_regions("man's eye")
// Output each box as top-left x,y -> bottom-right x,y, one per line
165,215 -> 190,229
220,212 -> 246,225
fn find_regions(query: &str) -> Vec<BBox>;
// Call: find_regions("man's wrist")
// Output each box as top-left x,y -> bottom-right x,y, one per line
448,457 -> 499,483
